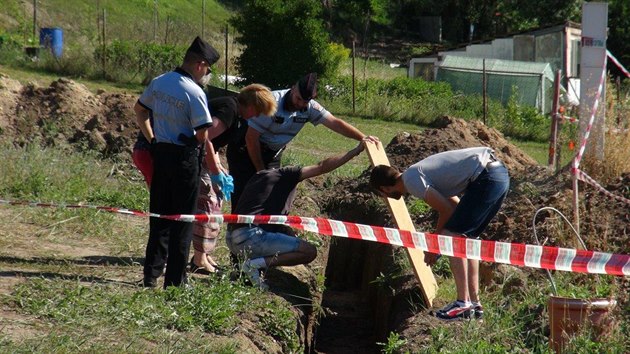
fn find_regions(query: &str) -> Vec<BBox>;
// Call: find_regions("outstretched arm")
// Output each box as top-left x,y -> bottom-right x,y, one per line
321,114 -> 380,144
299,141 -> 366,181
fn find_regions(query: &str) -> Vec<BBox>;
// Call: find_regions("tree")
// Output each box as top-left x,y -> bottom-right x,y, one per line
230,0 -> 339,89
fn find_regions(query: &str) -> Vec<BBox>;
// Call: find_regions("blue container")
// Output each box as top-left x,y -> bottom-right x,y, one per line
39,27 -> 63,58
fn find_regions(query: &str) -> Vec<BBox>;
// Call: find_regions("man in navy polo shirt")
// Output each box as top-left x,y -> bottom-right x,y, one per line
134,36 -> 219,288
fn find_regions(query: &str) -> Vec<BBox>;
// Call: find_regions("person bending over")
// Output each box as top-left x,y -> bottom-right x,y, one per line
370,147 -> 509,320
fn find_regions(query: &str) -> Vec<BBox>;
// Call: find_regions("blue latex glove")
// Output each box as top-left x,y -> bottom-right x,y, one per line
210,172 -> 234,201
222,174 -> 234,201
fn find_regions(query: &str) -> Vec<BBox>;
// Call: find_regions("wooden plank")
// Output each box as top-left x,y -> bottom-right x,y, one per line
365,141 -> 438,307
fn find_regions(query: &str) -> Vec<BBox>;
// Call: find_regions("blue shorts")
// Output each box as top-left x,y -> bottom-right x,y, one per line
226,226 -> 300,259
444,163 -> 509,238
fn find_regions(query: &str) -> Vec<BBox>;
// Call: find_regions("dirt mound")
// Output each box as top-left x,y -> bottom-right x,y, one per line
0,78 -> 137,156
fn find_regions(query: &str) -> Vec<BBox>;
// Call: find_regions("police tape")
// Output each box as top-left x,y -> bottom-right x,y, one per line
574,169 -> 630,206
1,198 -> 628,277
607,50 -> 630,78
573,52 -> 607,171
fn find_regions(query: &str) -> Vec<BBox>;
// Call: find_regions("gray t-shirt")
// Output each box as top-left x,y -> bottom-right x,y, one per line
402,147 -> 493,199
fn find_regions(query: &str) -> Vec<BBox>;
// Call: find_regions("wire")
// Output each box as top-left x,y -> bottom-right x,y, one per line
532,206 -> 586,296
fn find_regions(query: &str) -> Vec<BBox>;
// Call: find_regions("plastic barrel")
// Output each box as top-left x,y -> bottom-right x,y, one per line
39,27 -> 63,58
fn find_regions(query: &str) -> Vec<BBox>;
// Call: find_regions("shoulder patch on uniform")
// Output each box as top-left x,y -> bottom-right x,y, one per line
311,101 -> 323,111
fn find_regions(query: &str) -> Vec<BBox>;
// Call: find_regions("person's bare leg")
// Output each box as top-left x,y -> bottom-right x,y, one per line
193,250 -> 216,272
467,259 -> 480,303
449,256 -> 470,302
263,241 -> 316,267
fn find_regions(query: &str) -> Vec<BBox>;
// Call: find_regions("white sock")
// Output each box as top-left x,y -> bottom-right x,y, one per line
247,257 -> 267,270
457,300 -> 473,307
472,301 -> 482,307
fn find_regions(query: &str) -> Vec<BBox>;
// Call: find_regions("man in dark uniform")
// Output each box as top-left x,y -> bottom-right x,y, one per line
134,36 -> 219,288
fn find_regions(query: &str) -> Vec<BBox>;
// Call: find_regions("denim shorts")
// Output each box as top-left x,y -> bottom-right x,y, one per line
444,163 -> 510,238
226,226 -> 300,259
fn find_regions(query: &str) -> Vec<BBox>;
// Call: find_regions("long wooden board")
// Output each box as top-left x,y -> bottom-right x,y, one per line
366,141 -> 438,306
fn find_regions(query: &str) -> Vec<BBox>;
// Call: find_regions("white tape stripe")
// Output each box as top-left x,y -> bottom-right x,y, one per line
269,215 -> 287,225
384,228 -> 403,247
466,238 -> 482,260
237,215 -> 255,224
587,252 -> 612,274
300,217 -> 319,233
438,235 -> 454,256
623,258 -> 630,276
494,242 -> 511,264
357,224 -> 377,242
328,220 -> 348,238
555,248 -> 577,271
524,245 -> 543,268
411,231 -> 428,251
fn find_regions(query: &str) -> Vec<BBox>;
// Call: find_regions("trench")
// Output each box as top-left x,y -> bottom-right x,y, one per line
310,202 -> 425,353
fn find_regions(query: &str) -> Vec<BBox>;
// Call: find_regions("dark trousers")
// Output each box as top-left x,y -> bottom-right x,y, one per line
144,143 -> 200,288
226,142 -> 282,213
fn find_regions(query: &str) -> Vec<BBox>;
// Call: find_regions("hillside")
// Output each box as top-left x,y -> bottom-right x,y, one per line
0,0 -> 232,48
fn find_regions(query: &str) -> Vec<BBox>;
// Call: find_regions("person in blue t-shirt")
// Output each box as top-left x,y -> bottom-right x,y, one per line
134,36 -> 219,288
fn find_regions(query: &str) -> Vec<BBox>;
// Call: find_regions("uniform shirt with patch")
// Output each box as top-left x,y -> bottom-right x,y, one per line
138,68 -> 212,145
402,147 -> 493,199
247,89 -> 331,151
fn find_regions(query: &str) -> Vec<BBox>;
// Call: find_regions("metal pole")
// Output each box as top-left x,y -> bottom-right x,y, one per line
352,40 -> 356,114
572,169 -> 580,237
202,0 -> 205,39
102,8 -> 106,76
225,24 -> 228,92
482,59 -> 488,125
548,70 -> 561,169
33,0 -> 37,41
153,0 -> 158,43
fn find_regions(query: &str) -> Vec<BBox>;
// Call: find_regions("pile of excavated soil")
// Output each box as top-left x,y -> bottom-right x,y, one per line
0,77 -> 138,156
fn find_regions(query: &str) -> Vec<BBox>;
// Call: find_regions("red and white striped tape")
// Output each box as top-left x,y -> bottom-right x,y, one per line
574,169 -> 630,206
607,50 -> 630,78
1,199 -> 628,277
572,53 -> 607,171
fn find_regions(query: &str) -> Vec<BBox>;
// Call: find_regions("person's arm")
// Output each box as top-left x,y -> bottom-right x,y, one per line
203,119 -> 229,174
299,141 -> 365,181
321,114 -> 380,144
134,101 -> 154,142
245,127 -> 265,171
423,187 -> 459,233
422,187 -> 459,266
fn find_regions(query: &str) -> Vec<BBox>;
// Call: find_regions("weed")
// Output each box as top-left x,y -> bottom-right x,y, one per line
377,331 -> 408,354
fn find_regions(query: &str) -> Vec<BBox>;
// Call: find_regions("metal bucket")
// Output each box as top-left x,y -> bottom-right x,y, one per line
548,296 -> 616,353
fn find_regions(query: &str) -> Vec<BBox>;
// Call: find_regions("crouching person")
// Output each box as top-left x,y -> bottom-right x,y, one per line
226,141 -> 370,289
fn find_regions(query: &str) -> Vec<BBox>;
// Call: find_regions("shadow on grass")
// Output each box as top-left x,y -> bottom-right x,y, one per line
0,255 -> 144,267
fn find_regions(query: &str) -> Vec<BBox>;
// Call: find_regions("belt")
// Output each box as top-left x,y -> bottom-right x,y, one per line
227,223 -> 253,232
486,153 -> 503,170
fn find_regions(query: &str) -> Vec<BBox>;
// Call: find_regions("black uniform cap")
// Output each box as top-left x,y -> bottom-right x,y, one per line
187,36 -> 220,65
297,72 -> 318,100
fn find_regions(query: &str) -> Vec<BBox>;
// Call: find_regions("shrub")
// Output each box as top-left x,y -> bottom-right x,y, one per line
231,0 -> 339,88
